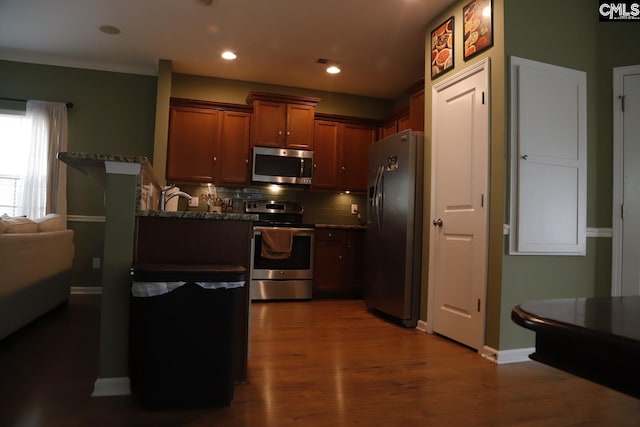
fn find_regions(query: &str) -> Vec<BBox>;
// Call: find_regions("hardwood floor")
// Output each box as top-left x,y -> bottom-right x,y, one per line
1,295 -> 639,426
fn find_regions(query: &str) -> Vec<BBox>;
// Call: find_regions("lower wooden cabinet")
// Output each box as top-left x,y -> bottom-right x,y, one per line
313,228 -> 365,298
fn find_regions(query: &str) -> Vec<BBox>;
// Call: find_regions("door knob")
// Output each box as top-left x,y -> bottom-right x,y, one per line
432,218 -> 443,227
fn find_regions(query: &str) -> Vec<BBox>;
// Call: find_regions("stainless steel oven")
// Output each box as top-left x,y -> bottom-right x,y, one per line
246,201 -> 315,300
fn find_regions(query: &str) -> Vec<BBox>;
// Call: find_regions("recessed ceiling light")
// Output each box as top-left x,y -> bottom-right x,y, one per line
221,51 -> 237,60
326,65 -> 341,74
99,25 -> 121,35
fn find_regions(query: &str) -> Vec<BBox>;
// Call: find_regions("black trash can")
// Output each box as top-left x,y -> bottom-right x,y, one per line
129,263 -> 245,410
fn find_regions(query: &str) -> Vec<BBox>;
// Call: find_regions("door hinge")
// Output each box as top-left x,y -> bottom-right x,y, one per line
621,203 -> 624,219
619,95 -> 625,112
482,91 -> 485,105
481,194 -> 484,207
477,298 -> 481,312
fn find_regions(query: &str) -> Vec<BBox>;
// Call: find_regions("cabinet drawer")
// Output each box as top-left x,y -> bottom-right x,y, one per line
315,228 -> 346,242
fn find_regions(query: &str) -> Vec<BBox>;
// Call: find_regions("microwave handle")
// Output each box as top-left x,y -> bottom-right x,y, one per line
300,158 -> 305,178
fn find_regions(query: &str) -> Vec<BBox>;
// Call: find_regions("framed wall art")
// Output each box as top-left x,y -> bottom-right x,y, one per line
463,0 -> 493,60
430,16 -> 454,79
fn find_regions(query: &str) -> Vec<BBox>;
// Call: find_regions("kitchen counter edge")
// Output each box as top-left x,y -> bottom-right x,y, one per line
136,210 -> 259,221
314,224 -> 367,230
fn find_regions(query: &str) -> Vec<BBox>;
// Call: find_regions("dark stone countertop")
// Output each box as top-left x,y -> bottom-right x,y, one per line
136,210 -> 258,221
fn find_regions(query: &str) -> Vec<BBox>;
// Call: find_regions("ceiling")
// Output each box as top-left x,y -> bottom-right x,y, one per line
0,0 -> 455,100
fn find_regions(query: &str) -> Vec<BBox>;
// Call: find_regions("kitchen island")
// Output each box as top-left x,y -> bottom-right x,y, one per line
134,212 -> 257,383
512,296 -> 640,398
58,152 -> 256,397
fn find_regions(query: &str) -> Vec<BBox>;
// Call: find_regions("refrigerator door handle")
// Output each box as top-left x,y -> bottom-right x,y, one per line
372,165 -> 381,231
375,165 -> 384,234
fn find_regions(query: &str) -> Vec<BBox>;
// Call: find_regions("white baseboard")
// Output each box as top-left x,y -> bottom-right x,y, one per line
415,319 -> 428,333
92,377 -> 131,397
71,286 -> 103,295
481,345 -> 534,364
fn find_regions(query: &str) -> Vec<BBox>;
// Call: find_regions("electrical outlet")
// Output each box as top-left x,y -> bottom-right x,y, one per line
92,257 -> 101,269
351,203 -> 358,215
189,196 -> 199,207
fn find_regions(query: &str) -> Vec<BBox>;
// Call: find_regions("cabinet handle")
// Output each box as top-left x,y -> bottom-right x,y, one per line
245,159 -> 249,163
314,163 -> 317,169
328,232 -> 333,238
341,166 -> 346,171
287,131 -> 291,136
213,156 -> 217,162
338,255 -> 343,260
278,130 -> 283,135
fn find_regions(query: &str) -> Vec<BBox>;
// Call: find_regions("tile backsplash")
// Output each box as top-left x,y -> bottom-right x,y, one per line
178,184 -> 366,226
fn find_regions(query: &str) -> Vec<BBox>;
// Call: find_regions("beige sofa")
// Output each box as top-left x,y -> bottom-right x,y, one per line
0,214 -> 74,339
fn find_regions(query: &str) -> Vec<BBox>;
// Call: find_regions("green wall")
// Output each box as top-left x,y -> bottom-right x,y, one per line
499,0 -> 640,350
172,73 -> 394,118
0,60 -> 157,285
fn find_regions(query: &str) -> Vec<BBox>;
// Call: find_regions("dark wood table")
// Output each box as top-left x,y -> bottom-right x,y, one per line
512,296 -> 640,398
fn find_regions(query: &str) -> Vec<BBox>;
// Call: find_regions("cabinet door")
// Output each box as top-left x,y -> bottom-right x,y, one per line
345,229 -> 365,296
312,121 -> 340,190
381,120 -> 397,139
166,107 -> 221,183
340,123 -> 376,192
220,111 -> 251,185
397,111 -> 411,132
313,229 -> 346,296
410,89 -> 425,131
285,104 -> 315,149
252,100 -> 285,148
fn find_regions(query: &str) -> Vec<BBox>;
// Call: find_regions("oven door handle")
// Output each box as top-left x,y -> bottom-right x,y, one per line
253,227 -> 315,237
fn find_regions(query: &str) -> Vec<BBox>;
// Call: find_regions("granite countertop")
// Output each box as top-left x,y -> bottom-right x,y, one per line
315,223 -> 367,230
137,210 -> 258,221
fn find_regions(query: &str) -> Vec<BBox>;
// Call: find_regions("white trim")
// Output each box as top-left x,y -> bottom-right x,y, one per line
611,64 -> 640,296
104,161 -> 141,175
416,320 -> 428,333
481,346 -> 535,364
66,215 -> 106,223
505,225 -> 611,238
91,377 -> 131,397
71,286 -> 102,295
586,227 -> 612,238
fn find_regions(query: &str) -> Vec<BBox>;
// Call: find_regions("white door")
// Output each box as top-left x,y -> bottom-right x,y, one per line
428,59 -> 490,350
617,68 -> 640,295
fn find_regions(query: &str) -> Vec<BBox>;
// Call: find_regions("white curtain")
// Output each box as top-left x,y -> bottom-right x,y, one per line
21,100 -> 68,223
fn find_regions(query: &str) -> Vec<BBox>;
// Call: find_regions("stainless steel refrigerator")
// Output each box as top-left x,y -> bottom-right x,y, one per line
364,130 -> 424,327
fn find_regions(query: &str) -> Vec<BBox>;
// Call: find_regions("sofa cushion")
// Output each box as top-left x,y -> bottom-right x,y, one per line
1,217 -> 38,234
34,214 -> 63,232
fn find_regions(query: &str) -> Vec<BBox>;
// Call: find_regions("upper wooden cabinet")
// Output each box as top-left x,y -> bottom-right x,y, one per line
166,106 -> 222,183
166,99 -> 251,186
340,123 -> 375,192
313,116 -> 376,192
219,111 -> 251,185
409,88 -> 425,132
313,120 -> 340,190
246,91 -> 320,150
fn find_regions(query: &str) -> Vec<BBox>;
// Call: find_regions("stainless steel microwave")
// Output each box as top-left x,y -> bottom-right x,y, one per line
252,146 -> 313,185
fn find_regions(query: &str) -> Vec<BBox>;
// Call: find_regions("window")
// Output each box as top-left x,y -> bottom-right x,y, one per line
0,111 -> 29,216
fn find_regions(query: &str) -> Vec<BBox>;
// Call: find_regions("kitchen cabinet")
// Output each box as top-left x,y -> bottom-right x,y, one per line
312,117 -> 376,192
409,88 -> 425,132
312,120 -> 340,190
166,106 -> 222,183
219,111 -> 251,185
166,99 -> 252,186
340,123 -> 376,192
381,108 -> 410,139
313,227 -> 365,298
246,91 -> 320,150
